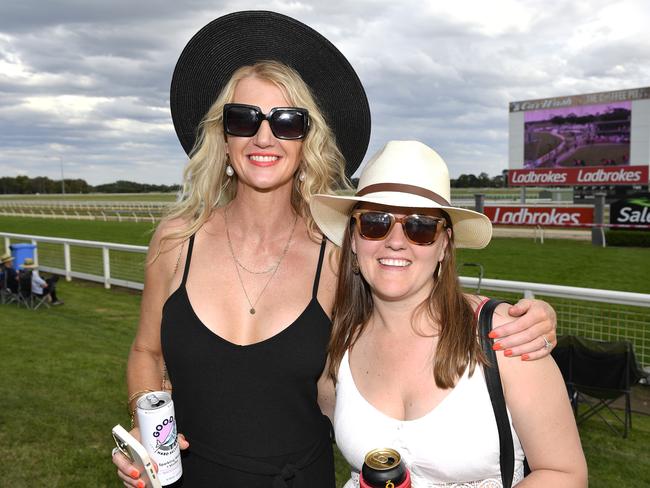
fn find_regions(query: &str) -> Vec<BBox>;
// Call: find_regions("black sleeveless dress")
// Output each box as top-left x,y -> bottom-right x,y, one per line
161,235 -> 335,487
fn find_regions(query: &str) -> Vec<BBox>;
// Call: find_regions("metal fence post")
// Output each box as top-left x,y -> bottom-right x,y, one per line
64,243 -> 71,281
102,246 -> 111,289
31,239 -> 39,264
591,193 -> 606,247
474,194 -> 485,214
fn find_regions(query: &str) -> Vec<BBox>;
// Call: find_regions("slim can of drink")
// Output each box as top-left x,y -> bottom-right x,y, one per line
136,391 -> 182,485
359,448 -> 411,488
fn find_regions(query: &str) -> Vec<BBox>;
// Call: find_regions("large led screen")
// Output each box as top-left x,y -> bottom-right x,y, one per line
509,87 -> 650,172
524,102 -> 630,168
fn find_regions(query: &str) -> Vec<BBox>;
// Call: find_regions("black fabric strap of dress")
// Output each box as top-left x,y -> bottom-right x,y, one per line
478,298 -> 514,488
312,238 -> 327,298
181,234 -> 195,287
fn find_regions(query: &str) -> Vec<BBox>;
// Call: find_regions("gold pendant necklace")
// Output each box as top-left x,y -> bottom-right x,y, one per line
224,207 -> 298,314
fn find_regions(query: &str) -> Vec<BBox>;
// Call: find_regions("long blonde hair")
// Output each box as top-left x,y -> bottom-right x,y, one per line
328,211 -> 486,389
159,60 -> 350,253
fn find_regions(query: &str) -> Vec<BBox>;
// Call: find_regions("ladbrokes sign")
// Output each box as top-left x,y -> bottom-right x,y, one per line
484,206 -> 594,227
508,165 -> 649,187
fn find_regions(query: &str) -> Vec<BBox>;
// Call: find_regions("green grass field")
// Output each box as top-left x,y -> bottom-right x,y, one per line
1,279 -> 648,487
0,216 -> 156,246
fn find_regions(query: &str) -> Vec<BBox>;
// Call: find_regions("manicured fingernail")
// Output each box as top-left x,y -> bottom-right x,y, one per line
488,331 -> 498,339
137,480 -> 145,488
130,469 -> 140,480
504,349 -> 513,357
492,343 -> 502,351
521,354 -> 530,361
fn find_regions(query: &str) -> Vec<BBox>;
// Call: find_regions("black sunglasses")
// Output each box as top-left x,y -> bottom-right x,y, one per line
351,210 -> 447,246
223,103 -> 310,140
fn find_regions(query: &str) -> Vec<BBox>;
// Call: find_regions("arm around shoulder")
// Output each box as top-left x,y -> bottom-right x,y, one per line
490,299 -> 558,360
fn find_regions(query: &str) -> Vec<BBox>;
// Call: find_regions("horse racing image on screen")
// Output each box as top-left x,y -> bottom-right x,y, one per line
524,102 -> 631,169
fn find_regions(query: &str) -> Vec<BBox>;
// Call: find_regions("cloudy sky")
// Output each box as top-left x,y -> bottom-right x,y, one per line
1,0 -> 649,185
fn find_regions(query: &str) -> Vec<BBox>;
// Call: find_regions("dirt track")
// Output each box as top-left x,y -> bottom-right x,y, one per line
493,227 -> 591,240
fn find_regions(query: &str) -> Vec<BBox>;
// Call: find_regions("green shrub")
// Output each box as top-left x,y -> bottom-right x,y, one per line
605,230 -> 650,248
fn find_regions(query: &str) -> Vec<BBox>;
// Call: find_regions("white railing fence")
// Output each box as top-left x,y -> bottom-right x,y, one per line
2,232 -> 650,366
459,277 -> 650,368
2,232 -> 147,290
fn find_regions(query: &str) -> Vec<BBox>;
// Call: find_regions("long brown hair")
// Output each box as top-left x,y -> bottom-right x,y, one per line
328,211 -> 486,389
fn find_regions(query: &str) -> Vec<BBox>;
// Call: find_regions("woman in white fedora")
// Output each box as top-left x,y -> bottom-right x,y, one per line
311,141 -> 587,487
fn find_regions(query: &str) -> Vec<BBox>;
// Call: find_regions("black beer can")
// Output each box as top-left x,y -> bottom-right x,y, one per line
359,448 -> 411,488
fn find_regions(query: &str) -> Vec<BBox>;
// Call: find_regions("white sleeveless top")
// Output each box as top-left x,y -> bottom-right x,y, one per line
334,350 -> 525,488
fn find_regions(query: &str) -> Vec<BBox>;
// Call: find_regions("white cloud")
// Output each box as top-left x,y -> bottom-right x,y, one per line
0,0 -> 649,184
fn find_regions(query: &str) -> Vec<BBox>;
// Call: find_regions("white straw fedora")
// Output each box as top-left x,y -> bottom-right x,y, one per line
310,140 -> 492,249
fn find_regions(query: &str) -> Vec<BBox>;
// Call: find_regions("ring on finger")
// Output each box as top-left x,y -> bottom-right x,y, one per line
542,335 -> 553,350
112,446 -> 120,458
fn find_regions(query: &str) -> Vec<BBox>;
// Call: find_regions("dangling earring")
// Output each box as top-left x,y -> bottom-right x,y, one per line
298,171 -> 306,182
351,253 -> 360,275
434,260 -> 442,280
225,164 -> 234,177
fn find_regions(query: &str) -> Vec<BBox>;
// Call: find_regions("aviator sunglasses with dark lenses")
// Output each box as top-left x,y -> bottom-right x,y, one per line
351,210 -> 447,246
223,103 -> 310,140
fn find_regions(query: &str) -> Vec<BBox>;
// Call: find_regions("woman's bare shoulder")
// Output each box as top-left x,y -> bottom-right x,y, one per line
146,216 -> 193,272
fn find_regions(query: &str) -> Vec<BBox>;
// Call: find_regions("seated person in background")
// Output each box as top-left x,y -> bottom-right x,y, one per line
21,258 -> 64,305
1,252 -> 19,293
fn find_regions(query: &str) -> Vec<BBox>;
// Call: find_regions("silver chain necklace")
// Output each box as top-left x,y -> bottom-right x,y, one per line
224,207 -> 298,314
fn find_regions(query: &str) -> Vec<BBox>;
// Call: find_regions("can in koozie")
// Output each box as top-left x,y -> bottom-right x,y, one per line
359,448 -> 411,488
136,391 -> 182,485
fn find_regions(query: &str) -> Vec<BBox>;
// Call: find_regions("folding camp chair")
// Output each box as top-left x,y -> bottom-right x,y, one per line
17,270 -> 50,310
1,271 -> 18,304
552,335 -> 645,438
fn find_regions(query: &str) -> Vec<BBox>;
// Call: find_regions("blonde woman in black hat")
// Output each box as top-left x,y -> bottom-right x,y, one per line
114,12 -> 559,488
311,141 -> 586,488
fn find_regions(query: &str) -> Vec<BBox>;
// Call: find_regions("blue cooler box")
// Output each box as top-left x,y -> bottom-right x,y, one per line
10,243 -> 36,269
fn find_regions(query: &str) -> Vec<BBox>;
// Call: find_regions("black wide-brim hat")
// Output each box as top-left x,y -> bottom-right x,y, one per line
170,10 -> 371,178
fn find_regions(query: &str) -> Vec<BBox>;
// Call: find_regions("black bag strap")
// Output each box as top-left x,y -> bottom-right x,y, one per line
478,298 -> 514,488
